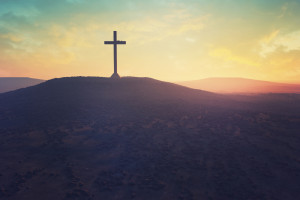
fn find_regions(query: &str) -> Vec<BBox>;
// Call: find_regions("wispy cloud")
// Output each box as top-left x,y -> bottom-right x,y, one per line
260,30 -> 300,57
278,5 -> 288,18
210,47 -> 260,67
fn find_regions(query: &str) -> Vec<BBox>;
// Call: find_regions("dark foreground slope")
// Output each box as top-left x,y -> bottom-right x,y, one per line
0,77 -> 300,200
0,77 -> 45,93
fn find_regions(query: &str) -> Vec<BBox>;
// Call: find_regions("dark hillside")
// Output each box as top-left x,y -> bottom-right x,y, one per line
0,77 -> 299,200
0,77 -> 231,128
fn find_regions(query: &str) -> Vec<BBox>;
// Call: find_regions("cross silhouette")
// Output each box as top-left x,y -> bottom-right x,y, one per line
104,31 -> 126,78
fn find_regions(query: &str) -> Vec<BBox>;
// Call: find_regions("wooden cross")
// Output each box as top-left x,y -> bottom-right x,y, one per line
104,31 -> 126,78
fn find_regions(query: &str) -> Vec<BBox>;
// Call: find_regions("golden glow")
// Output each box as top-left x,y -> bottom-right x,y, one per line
209,48 -> 260,67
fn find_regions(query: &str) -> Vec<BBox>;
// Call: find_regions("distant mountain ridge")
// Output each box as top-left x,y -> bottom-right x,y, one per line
0,77 -> 45,93
177,77 -> 300,94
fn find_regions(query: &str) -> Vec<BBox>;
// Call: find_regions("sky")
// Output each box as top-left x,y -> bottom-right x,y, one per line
0,0 -> 300,83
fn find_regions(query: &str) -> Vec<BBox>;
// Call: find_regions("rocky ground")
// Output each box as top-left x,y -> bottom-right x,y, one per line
0,77 -> 299,200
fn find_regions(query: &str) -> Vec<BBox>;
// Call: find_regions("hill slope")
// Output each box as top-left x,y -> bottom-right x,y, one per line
0,77 -> 45,93
178,77 -> 300,93
0,77 -> 300,200
0,77 -> 226,128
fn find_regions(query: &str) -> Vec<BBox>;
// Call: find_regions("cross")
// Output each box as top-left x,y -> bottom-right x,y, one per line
104,31 -> 126,78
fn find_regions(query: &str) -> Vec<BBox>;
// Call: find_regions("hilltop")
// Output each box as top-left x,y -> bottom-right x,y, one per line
1,76 -> 243,129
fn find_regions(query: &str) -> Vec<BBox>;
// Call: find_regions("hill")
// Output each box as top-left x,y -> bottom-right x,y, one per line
0,77 -> 300,200
0,77 -> 45,93
177,77 -> 300,94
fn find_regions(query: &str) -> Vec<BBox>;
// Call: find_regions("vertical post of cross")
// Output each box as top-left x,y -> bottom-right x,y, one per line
114,31 -> 117,75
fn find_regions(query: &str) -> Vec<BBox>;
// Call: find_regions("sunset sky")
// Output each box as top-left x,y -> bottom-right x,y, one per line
0,0 -> 300,82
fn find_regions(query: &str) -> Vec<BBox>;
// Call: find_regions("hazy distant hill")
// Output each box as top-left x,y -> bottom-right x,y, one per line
0,77 -> 45,93
178,77 -> 300,94
0,77 -> 299,200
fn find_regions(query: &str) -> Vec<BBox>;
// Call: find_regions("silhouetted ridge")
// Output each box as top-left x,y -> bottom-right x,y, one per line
0,77 -> 44,93
2,76 -> 218,104
1,76 -> 299,129
0,77 -> 224,128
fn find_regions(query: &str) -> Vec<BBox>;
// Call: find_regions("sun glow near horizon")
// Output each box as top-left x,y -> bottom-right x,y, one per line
0,0 -> 300,83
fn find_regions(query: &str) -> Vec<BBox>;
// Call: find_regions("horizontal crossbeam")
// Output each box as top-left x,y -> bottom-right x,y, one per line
104,41 -> 126,45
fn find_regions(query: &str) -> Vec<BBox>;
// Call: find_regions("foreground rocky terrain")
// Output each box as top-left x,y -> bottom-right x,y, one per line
0,77 -> 299,200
